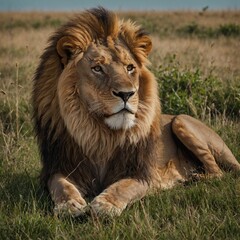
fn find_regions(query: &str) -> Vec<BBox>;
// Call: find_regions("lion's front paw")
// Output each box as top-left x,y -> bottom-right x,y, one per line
189,171 -> 223,182
54,199 -> 88,217
90,194 -> 126,217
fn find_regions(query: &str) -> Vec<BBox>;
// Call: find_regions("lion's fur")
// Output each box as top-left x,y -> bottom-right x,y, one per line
33,8 -> 161,195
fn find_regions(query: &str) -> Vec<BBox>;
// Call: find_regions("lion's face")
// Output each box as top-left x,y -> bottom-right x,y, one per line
74,43 -> 140,130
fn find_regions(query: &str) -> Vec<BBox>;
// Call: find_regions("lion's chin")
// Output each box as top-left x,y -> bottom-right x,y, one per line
104,112 -> 136,130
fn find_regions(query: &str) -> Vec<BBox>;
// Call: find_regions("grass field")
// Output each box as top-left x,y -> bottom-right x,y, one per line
0,10 -> 240,239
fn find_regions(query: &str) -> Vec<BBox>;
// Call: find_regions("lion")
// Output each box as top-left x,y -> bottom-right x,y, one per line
32,7 -> 240,217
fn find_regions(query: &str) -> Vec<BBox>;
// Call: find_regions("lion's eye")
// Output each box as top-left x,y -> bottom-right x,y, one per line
92,65 -> 103,73
126,64 -> 135,73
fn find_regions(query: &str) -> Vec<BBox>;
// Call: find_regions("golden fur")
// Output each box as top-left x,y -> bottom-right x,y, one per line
33,8 -> 240,217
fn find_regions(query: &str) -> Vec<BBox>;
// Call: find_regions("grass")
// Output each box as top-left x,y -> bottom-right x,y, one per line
177,22 -> 240,38
0,10 -> 240,239
155,63 -> 240,118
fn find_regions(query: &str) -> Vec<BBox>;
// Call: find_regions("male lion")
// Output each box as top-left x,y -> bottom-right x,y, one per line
33,7 -> 240,217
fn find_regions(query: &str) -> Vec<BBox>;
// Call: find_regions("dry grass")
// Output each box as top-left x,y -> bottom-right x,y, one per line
151,36 -> 240,81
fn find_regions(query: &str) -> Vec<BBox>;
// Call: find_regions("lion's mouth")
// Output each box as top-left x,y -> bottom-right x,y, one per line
103,107 -> 135,118
104,107 -> 136,130
116,108 -> 134,114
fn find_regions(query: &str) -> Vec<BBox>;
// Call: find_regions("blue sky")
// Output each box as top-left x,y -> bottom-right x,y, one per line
0,0 -> 240,11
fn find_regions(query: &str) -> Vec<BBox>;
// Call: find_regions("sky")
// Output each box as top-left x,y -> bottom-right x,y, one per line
0,0 -> 240,11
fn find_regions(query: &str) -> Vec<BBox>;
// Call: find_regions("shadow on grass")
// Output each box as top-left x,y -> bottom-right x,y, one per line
0,170 -> 94,239
0,170 -> 91,223
0,171 -> 53,216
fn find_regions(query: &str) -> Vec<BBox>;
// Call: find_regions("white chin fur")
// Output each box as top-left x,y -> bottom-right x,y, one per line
104,112 -> 135,130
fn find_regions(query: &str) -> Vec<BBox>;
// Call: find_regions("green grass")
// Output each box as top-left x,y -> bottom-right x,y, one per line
0,172 -> 239,239
0,17 -> 64,31
0,10 -> 240,239
177,22 -> 240,38
155,59 -> 240,118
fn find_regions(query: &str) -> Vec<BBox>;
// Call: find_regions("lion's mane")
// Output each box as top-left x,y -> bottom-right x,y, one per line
33,8 -> 161,194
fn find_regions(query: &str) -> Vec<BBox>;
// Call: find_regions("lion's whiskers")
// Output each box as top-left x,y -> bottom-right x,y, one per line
138,101 -> 149,112
88,101 -> 105,116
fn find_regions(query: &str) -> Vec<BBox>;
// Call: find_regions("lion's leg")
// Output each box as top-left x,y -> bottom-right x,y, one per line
90,179 -> 148,216
48,173 -> 88,217
172,115 -> 223,178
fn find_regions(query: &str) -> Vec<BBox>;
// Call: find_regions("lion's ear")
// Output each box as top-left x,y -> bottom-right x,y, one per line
137,33 -> 152,57
135,33 -> 152,58
57,36 -> 80,66
123,28 -> 152,64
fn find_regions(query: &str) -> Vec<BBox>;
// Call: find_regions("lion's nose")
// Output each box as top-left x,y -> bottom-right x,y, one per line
112,90 -> 135,102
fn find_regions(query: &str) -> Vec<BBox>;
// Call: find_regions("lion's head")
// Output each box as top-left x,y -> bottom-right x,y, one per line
59,41 -> 141,131
33,8 -> 161,163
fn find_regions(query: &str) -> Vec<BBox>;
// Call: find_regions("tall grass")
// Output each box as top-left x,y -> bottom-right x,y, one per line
0,10 -> 240,239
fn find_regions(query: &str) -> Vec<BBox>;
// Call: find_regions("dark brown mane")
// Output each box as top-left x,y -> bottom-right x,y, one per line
33,7 -> 160,193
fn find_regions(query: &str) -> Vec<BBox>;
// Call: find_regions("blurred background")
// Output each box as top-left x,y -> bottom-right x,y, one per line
0,0 -> 240,11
